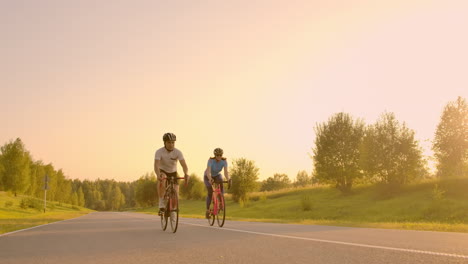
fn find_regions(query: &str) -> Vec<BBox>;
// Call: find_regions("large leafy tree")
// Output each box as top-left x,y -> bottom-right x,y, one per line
433,96 -> 468,178
312,112 -> 365,194
260,173 -> 291,191
230,158 -> 259,202
0,138 -> 31,196
361,112 -> 425,187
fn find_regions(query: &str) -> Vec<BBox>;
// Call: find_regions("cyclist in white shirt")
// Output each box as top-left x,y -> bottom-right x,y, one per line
154,132 -> 189,214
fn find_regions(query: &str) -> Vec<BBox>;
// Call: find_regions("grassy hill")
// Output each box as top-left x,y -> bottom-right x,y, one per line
137,178 -> 468,232
3,178 -> 467,234
0,192 -> 93,234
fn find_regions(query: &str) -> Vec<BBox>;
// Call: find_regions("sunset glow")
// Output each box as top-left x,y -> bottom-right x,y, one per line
1,1 -> 467,181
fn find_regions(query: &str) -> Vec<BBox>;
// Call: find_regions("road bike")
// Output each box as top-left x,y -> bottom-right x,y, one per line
160,175 -> 186,233
207,179 -> 231,227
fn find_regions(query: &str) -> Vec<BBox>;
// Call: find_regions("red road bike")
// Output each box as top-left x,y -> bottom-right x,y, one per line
160,176 -> 186,233
207,180 -> 231,227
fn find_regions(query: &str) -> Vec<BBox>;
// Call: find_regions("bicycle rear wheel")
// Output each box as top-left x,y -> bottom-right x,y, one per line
216,193 -> 226,227
169,191 -> 179,233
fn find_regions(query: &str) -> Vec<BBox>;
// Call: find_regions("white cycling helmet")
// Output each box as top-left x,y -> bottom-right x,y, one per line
163,132 -> 176,142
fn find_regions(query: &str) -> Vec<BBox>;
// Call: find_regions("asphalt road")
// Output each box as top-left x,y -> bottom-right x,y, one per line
1,212 -> 467,264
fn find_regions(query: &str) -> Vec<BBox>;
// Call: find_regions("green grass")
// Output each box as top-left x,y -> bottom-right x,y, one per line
0,191 -> 93,234
136,178 -> 468,233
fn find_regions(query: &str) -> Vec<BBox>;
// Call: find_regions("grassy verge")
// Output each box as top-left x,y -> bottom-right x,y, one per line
135,178 -> 468,233
0,192 -> 93,234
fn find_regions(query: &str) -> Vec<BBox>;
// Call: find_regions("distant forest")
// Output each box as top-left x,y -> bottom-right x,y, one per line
0,97 -> 466,210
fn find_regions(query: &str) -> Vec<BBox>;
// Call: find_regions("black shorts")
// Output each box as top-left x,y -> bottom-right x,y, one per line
160,170 -> 179,185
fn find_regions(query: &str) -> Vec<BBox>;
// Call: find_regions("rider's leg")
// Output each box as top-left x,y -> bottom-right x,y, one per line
206,186 -> 213,209
157,179 -> 166,210
204,174 -> 213,218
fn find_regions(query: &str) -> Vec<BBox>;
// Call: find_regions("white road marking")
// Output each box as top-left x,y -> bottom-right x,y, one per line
22,212 -> 464,260
182,221 -> 468,259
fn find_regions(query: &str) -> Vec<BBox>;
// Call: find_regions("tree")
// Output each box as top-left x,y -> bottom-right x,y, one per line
229,158 -> 259,203
55,171 -> 72,204
135,173 -> 158,207
180,173 -> 205,200
260,173 -> 291,191
119,182 -> 136,208
77,187 -> 85,207
294,170 -> 311,187
81,180 -> 95,208
43,164 -> 58,201
71,192 -> 78,206
312,112 -> 365,194
0,162 -> 4,191
361,112 -> 425,187
0,138 -> 31,196
109,184 -> 125,211
433,96 -> 468,178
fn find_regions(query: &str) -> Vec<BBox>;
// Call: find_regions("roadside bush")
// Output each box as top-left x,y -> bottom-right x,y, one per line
19,198 -> 42,211
4,201 -> 13,208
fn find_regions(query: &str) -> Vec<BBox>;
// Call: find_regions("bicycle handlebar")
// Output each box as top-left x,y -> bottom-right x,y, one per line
160,176 -> 188,187
211,180 -> 232,189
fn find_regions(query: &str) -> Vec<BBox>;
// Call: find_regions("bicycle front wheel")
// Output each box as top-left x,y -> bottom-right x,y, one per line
161,207 -> 168,231
216,193 -> 226,227
208,198 -> 215,226
169,191 -> 179,233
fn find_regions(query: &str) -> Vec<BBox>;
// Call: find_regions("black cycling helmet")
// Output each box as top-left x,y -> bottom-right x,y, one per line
163,132 -> 176,142
214,148 -> 223,156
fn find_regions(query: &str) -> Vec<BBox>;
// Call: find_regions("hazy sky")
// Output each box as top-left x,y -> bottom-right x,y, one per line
1,0 -> 467,182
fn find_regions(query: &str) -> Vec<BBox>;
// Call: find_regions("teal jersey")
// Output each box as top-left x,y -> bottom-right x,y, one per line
207,158 -> 227,176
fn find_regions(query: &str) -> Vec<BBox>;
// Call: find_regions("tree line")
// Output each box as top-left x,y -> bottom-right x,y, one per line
1,97 -> 466,209
257,96 -> 467,195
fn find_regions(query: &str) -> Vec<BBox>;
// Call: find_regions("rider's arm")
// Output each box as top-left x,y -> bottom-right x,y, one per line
206,165 -> 212,182
154,159 -> 162,180
223,165 -> 230,181
180,159 -> 189,177
206,158 -> 213,182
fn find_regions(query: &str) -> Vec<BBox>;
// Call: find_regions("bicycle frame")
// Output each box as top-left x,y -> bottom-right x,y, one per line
211,182 -> 225,215
160,175 -> 186,233
208,180 -> 229,227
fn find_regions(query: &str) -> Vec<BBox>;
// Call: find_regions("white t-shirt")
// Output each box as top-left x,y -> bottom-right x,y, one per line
154,147 -> 185,173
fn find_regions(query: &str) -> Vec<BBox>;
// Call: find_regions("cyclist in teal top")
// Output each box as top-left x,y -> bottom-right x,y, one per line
204,148 -> 231,218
